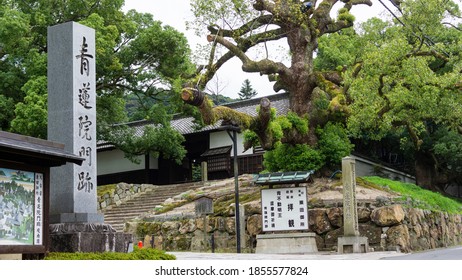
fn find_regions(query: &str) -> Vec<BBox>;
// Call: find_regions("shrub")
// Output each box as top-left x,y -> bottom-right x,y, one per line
263,143 -> 325,172
44,247 -> 176,260
316,122 -> 354,168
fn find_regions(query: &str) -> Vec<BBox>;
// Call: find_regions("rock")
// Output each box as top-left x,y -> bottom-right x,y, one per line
407,208 -> 425,226
247,215 -> 262,236
225,217 -> 236,234
196,217 -> 214,233
371,205 -> 405,226
359,223 -> 382,246
326,208 -> 342,228
244,200 -> 261,215
309,209 -> 332,234
179,219 -> 196,234
358,208 -> 372,222
164,198 -> 175,205
190,230 -> 207,251
324,228 -> 343,250
161,221 -> 180,235
386,224 -> 411,253
375,196 -> 391,207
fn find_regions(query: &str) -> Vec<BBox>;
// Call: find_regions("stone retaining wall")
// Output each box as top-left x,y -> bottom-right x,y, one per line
128,203 -> 462,253
98,183 -> 151,211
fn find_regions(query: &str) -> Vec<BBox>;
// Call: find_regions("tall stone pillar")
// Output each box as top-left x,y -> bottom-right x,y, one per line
47,22 -> 130,252
342,156 -> 359,236
47,21 -> 102,224
337,156 -> 369,253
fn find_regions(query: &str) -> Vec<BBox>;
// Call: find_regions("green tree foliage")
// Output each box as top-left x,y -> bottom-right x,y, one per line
238,79 -> 257,100
187,0 -> 461,190
337,0 -> 462,189
263,143 -> 324,172
0,0 -> 195,164
316,122 -> 354,168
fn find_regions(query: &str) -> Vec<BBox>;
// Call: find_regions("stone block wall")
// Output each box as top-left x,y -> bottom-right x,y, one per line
128,203 -> 462,253
98,183 -> 151,211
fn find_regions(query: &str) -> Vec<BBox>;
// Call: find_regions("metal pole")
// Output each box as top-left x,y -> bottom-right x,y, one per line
231,129 -> 241,253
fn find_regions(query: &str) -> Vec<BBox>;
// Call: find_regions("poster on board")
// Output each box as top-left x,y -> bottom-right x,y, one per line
0,168 -> 43,245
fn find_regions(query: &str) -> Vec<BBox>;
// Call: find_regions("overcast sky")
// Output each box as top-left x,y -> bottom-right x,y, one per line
122,0 -> 391,99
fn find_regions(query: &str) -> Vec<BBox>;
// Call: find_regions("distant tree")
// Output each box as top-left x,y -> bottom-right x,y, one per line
0,0 -> 195,165
238,79 -> 257,100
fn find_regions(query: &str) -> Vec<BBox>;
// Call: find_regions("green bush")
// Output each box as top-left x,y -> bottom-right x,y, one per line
44,247 -> 176,260
316,122 -> 354,168
263,143 -> 325,172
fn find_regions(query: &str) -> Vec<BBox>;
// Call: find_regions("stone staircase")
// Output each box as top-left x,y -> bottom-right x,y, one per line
102,182 -> 204,232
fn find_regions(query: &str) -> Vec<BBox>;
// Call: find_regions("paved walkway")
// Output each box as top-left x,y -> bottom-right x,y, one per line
168,250 -> 407,260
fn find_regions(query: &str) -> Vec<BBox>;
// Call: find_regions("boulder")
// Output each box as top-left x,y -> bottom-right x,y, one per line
358,208 -> 372,223
309,209 -> 332,234
371,205 -> 405,226
179,219 -> 196,234
324,227 -> 343,250
244,200 -> 262,215
326,208 -> 342,228
386,224 -> 411,252
161,221 -> 180,235
225,217 -> 236,234
359,223 -> 382,246
247,215 -> 262,236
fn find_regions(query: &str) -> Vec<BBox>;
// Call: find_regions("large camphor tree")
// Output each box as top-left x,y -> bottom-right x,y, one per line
182,0 -> 367,148
181,0 -> 461,190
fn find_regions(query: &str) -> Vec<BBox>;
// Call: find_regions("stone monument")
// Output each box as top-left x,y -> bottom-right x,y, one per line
337,156 -> 369,253
47,21 -> 130,252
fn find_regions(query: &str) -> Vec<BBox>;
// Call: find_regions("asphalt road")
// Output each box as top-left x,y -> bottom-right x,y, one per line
383,246 -> 462,260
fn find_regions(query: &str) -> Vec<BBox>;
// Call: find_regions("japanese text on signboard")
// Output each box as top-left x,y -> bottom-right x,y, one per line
261,187 -> 308,231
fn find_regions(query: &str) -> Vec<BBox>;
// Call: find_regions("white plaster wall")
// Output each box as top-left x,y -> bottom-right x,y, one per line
97,149 -> 158,175
209,131 -> 253,156
351,155 -> 416,184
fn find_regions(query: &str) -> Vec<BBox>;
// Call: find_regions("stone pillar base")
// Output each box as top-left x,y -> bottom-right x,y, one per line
337,236 -> 369,253
256,233 -> 318,254
49,223 -> 132,253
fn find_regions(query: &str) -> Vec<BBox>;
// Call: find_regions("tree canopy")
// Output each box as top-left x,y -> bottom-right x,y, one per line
0,0 -> 195,163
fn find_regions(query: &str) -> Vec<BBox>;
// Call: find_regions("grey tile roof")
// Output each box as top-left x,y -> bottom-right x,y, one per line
171,92 -> 290,135
0,131 -> 84,166
97,92 -> 290,150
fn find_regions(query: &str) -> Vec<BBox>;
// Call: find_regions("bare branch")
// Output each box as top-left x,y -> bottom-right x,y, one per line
207,33 -> 290,76
207,14 -> 276,38
442,22 -> 462,31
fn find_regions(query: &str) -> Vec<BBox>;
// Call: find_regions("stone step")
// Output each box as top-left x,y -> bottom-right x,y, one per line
102,181 -> 206,232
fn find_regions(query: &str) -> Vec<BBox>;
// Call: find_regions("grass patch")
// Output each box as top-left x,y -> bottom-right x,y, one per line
44,247 -> 175,260
363,176 -> 462,214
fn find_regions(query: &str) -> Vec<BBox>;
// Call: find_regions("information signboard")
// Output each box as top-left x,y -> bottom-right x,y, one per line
0,168 -> 43,246
261,187 -> 308,231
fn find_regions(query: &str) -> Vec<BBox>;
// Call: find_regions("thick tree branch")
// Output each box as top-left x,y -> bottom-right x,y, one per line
407,50 -> 450,62
207,14 -> 276,38
207,34 -> 290,76
182,87 -> 276,149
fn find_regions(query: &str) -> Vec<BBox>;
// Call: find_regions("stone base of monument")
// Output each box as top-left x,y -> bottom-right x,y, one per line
337,236 -> 369,253
255,233 -> 318,254
49,223 -> 132,253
